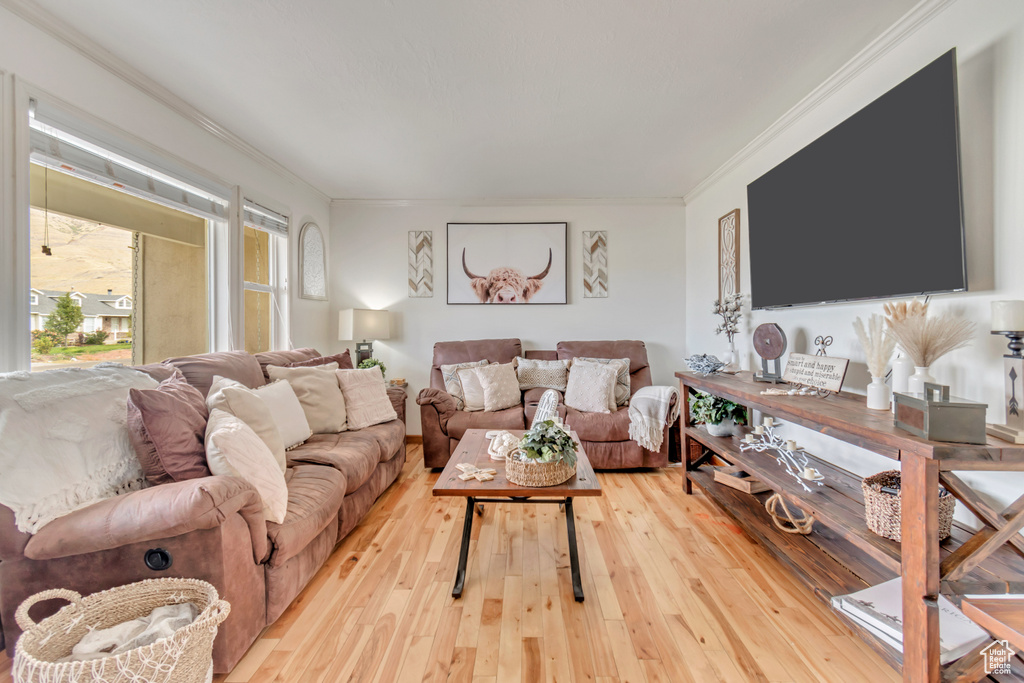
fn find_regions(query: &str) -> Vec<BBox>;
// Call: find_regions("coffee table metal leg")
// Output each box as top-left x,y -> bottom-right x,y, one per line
452,497 -> 475,598
565,497 -> 584,602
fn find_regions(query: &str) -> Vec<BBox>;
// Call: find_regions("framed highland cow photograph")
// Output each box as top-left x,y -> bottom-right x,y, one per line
447,222 -> 567,304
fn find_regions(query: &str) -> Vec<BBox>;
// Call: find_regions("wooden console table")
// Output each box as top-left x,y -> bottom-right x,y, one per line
677,370 -> 1024,682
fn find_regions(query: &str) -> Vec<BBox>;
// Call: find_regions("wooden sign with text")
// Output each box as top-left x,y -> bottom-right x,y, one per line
783,352 -> 850,393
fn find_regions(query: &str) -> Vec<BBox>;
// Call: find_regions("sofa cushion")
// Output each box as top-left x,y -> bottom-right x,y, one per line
127,371 -> 211,486
267,364 -> 345,434
253,348 -> 320,381
265,465 -> 345,568
573,357 -> 630,406
477,363 -> 522,412
445,406 -> 525,440
336,367 -> 397,430
285,351 -> 354,371
565,405 -> 632,442
515,357 -> 569,391
207,376 -> 287,470
163,351 -> 265,397
430,339 -> 522,390
205,409 -> 288,524
556,340 -> 653,397
287,423 -> 402,493
564,362 -> 617,413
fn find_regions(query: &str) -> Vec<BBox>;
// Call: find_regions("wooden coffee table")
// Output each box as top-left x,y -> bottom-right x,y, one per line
433,428 -> 602,602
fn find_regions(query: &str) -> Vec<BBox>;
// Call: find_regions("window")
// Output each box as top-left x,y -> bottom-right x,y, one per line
29,292 -> 38,305
242,199 -> 288,354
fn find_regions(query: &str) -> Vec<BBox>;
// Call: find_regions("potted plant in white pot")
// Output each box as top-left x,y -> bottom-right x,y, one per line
507,419 -> 579,487
690,391 -> 748,437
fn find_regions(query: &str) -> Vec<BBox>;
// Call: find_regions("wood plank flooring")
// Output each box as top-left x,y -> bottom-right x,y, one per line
0,443 -> 901,682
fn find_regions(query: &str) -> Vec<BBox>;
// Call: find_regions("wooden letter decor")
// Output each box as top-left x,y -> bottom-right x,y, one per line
782,352 -> 850,393
719,209 -> 740,299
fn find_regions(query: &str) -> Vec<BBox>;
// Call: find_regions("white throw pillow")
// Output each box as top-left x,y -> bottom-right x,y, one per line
515,357 -> 570,391
205,409 -> 288,524
256,380 -> 313,450
456,367 -> 486,412
267,363 -> 345,434
564,362 -> 617,414
573,357 -> 630,406
336,366 -> 398,430
440,360 -> 488,410
206,376 -> 287,472
476,362 -> 522,412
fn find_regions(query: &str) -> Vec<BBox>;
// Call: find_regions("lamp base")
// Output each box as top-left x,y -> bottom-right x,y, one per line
986,423 -> 1024,444
355,342 -> 373,365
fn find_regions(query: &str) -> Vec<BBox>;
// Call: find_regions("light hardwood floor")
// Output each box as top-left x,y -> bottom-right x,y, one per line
1,444 -> 901,682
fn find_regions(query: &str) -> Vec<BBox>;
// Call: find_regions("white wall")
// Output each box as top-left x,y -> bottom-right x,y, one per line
684,0 -> 1024,518
329,202 -> 686,434
0,5 -> 333,363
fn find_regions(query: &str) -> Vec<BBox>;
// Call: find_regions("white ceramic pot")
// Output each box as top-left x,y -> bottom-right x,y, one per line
706,418 -> 735,437
891,352 -> 914,394
907,366 -> 935,394
866,376 -> 891,411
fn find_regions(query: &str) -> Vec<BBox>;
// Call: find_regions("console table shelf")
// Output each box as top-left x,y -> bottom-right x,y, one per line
677,371 -> 1024,683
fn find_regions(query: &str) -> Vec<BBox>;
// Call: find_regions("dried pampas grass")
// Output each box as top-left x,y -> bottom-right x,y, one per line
853,314 -> 897,379
883,299 -> 929,323
885,314 -> 975,368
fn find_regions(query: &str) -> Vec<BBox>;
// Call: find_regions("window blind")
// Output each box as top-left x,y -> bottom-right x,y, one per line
243,199 -> 289,237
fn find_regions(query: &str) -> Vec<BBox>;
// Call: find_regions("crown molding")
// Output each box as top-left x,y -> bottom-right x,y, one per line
683,0 -> 957,204
331,196 -> 686,208
0,0 -> 331,205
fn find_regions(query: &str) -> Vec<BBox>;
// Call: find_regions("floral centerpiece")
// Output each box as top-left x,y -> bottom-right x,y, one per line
507,419 -> 578,487
713,293 -> 743,369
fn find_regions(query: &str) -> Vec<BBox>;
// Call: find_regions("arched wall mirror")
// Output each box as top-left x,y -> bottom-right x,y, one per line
299,222 -> 327,300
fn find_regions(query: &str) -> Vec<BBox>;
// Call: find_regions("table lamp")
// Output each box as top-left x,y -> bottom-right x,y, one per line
338,308 -> 390,364
987,300 -> 1024,443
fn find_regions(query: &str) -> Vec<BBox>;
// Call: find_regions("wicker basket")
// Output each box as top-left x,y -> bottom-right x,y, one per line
862,469 -> 955,542
506,454 -> 576,487
13,578 -> 229,683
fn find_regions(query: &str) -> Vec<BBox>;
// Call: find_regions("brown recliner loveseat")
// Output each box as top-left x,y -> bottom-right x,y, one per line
0,347 -> 407,673
417,339 -> 676,469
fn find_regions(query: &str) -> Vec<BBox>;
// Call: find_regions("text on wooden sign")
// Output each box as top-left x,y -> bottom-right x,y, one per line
782,352 -> 850,393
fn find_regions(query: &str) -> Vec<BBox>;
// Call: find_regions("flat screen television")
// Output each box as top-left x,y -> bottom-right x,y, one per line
747,49 -> 966,310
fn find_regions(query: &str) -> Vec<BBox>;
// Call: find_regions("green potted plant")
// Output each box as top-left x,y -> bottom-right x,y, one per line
507,419 -> 579,487
357,357 -> 387,378
690,390 -> 747,437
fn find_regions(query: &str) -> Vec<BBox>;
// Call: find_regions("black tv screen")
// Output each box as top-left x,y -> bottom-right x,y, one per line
747,49 -> 966,309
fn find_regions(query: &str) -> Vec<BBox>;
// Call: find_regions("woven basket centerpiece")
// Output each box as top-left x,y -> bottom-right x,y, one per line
506,419 -> 578,488
13,577 -> 229,683
862,469 -> 955,542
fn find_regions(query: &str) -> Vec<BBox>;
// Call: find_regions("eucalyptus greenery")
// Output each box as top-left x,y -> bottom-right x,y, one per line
689,390 -> 748,426
358,357 -> 387,378
518,419 -> 578,467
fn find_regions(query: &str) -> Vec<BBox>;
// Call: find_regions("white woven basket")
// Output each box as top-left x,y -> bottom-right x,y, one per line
13,578 -> 229,683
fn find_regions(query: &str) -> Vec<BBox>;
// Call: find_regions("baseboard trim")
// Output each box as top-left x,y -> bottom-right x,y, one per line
406,435 -> 423,444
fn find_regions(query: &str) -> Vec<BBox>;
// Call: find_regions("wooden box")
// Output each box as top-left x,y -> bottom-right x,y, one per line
894,383 -> 987,445
712,466 -> 770,494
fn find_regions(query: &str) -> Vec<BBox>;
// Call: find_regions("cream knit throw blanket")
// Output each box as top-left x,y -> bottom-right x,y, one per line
0,364 -> 157,533
628,385 -> 680,452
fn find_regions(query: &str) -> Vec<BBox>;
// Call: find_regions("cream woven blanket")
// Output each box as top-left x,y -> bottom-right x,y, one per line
0,364 -> 157,533
628,385 -> 680,452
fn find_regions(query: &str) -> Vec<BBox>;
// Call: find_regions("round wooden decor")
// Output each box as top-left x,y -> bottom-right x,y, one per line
753,323 -> 787,360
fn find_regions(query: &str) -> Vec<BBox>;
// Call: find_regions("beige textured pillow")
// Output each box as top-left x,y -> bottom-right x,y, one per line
267,363 -> 345,434
336,367 -> 398,430
207,375 -> 287,472
205,409 -> 288,524
564,362 -> 617,414
441,360 -> 488,410
515,357 -> 570,391
456,367 -> 486,412
256,380 -> 313,451
574,357 -> 630,406
476,362 -> 522,412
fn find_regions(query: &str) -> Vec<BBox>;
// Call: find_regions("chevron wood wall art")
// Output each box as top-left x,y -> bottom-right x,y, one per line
582,230 -> 608,298
408,231 -> 433,297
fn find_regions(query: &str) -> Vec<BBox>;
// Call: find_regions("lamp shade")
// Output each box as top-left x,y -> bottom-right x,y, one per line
338,308 -> 391,341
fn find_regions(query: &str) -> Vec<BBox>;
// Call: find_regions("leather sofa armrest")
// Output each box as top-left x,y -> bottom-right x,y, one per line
23,476 -> 269,564
386,386 -> 407,424
416,388 -> 457,429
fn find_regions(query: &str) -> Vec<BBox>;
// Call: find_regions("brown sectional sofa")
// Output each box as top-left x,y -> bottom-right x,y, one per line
0,347 -> 407,673
417,339 -> 677,469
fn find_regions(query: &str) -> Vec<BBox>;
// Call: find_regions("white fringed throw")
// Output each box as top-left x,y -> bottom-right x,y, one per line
0,364 -> 157,533
628,385 -> 680,452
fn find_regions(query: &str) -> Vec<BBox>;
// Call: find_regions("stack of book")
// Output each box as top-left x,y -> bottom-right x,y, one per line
831,578 -> 990,665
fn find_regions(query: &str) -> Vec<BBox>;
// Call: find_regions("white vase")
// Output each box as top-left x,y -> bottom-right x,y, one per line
866,376 -> 891,411
891,352 -> 914,394
706,418 -> 735,437
907,366 -> 935,394
721,340 -> 739,372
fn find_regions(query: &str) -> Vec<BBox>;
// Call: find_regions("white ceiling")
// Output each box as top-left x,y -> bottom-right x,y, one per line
30,0 -> 918,200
